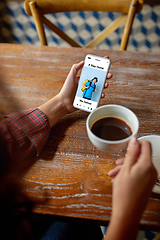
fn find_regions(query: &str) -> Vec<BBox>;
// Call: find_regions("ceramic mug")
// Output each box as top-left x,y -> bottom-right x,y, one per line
86,104 -> 139,153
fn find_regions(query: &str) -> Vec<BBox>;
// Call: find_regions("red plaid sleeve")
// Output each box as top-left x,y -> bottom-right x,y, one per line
0,108 -> 50,160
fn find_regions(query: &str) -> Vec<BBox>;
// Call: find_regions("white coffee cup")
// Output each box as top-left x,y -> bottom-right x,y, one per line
86,104 -> 139,153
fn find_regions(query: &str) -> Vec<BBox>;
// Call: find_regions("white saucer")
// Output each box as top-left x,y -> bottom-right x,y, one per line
138,135 -> 160,194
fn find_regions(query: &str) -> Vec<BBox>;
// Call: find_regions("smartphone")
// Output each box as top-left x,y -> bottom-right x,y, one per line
73,54 -> 110,112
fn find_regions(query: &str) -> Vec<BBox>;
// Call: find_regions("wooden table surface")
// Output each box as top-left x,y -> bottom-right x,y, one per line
0,43 -> 160,231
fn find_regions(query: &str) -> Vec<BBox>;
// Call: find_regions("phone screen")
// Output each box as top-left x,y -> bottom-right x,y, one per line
73,54 -> 110,112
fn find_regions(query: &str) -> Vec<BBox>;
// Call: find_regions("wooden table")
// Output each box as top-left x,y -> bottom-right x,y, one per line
0,43 -> 160,231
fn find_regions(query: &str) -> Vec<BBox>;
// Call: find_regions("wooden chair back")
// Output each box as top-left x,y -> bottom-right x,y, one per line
24,0 -> 143,50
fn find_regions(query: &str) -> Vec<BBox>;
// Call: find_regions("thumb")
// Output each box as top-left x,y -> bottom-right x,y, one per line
124,137 -> 141,168
69,61 -> 84,79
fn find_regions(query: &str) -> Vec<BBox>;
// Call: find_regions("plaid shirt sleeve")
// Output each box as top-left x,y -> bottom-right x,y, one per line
0,108 -> 51,160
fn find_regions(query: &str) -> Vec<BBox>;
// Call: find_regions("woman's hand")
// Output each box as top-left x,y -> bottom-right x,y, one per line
104,137 -> 157,240
112,138 -> 157,217
107,157 -> 125,179
39,59 -> 112,128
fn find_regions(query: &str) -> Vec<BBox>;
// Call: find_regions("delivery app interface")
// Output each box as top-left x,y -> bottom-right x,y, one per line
73,55 -> 109,112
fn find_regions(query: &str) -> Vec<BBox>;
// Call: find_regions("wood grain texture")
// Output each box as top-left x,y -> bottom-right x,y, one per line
24,0 -> 143,16
0,44 -> 160,230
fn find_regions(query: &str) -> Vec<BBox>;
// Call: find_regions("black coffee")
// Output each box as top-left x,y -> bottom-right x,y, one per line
91,117 -> 132,141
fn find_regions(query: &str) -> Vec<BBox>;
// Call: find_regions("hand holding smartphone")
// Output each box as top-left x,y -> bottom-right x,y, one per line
73,54 -> 110,112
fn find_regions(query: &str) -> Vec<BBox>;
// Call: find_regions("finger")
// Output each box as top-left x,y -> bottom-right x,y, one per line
111,178 -> 115,183
138,141 -> 152,165
108,165 -> 122,177
116,157 -> 125,166
75,61 -> 84,71
101,83 -> 109,98
104,82 -> 109,88
103,56 -> 109,59
101,93 -> 105,98
107,73 -> 112,79
76,75 -> 80,82
124,137 -> 141,168
137,141 -> 157,185
69,61 -> 84,79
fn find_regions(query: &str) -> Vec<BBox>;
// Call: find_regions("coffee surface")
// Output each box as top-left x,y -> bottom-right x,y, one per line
91,117 -> 132,141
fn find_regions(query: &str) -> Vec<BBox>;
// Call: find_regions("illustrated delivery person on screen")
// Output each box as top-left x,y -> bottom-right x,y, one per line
82,77 -> 98,100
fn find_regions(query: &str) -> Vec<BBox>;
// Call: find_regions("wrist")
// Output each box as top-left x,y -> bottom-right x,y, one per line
38,94 -> 67,128
104,211 -> 140,240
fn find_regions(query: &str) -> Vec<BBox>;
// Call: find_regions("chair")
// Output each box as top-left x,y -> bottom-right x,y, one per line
24,0 -> 143,50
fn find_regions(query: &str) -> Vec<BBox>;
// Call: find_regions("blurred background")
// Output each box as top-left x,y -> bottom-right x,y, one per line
0,0 -> 159,52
